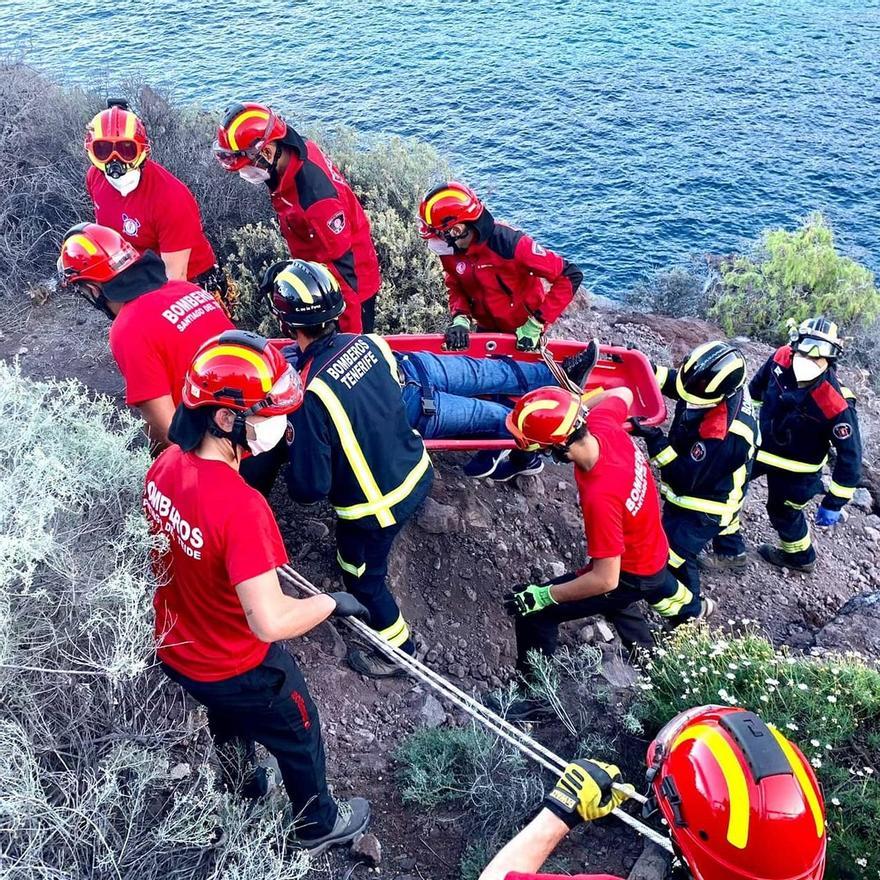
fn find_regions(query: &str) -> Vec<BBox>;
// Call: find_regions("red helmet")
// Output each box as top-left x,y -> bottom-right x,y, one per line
647,705 -> 826,880
182,331 -> 303,416
57,223 -> 140,287
419,181 -> 484,235
505,386 -> 586,450
213,101 -> 287,171
84,106 -> 149,172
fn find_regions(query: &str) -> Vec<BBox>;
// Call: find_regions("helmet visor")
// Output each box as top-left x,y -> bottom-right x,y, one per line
794,335 -> 839,359
260,366 -> 304,415
212,140 -> 256,171
92,138 -> 141,163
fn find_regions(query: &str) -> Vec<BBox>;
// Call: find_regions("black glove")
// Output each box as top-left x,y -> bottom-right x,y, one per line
328,592 -> 371,624
444,316 -> 471,351
628,417 -> 664,442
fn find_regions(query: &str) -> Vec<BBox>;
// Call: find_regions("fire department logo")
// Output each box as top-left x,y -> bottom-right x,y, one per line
531,241 -> 546,256
327,211 -> 346,234
833,423 -> 853,440
456,261 -> 467,275
285,424 -> 295,446
690,441 -> 707,461
121,213 -> 141,237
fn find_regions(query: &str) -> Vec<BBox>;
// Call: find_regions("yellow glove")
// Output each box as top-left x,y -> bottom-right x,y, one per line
544,760 -> 635,826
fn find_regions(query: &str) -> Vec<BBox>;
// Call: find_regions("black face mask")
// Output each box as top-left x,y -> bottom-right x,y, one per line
105,159 -> 127,179
76,283 -> 116,321
549,444 -> 572,464
440,227 -> 470,250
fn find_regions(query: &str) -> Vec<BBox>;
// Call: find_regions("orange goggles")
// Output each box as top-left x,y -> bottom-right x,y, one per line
91,138 -> 142,164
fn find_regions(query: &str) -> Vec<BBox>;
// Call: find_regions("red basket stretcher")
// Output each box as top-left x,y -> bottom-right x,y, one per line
271,333 -> 664,451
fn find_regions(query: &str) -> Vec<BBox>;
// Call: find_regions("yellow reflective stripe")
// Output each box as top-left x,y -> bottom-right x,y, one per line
660,483 -> 738,521
651,582 -> 693,617
728,419 -> 755,447
668,548 -> 686,568
336,552 -> 365,578
840,386 -> 855,401
724,464 -> 749,516
378,614 -> 410,648
310,377 -> 396,527
780,532 -> 811,554
93,112 -> 104,138
517,399 -> 558,431
675,370 -> 723,406
705,357 -> 741,393
194,345 -> 273,392
768,727 -> 825,839
718,516 -> 741,536
756,450 -> 826,474
684,341 -> 717,371
277,269 -> 315,303
581,386 -> 603,403
226,108 -> 270,151
783,499 -> 810,510
557,398 -> 581,437
828,481 -> 856,500
67,234 -> 99,255
654,364 -> 669,386
423,188 -> 470,225
368,334 -> 399,379
673,725 -> 750,849
335,449 -> 432,524
124,110 -> 137,139
652,445 -> 678,467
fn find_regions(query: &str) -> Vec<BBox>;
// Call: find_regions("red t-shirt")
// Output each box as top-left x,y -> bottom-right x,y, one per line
87,161 -> 216,280
506,874 -> 623,879
144,447 -> 289,681
574,397 -> 669,576
108,279 -> 234,406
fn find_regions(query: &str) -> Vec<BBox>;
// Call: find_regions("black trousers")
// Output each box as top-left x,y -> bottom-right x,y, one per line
239,437 -> 288,497
161,643 -> 337,839
335,519 -> 414,653
752,461 -> 819,564
361,296 -> 377,334
513,565 -> 695,671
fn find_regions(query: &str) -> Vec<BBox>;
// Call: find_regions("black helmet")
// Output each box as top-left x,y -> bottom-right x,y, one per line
262,259 -> 345,328
675,341 -> 747,406
790,316 -> 843,360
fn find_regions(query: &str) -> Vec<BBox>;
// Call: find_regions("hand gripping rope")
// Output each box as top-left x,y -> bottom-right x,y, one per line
277,564 -> 673,854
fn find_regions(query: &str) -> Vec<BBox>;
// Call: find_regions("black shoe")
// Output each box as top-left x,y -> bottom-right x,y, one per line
489,451 -> 545,482
297,797 -> 371,856
347,647 -> 408,679
757,543 -> 815,574
562,339 -> 600,390
483,692 -> 553,722
698,551 -> 748,572
464,449 -> 506,478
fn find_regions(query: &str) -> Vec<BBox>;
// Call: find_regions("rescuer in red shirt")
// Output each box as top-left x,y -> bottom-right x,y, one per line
213,101 -> 381,334
145,330 -> 371,853
479,706 -> 826,880
84,100 -> 217,285
499,386 -> 711,719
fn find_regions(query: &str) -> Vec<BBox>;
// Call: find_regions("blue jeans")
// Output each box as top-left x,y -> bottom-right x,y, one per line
397,353 -> 554,439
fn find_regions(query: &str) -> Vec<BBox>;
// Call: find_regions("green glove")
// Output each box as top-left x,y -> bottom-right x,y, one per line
503,584 -> 557,616
544,759 -> 635,827
515,316 -> 544,351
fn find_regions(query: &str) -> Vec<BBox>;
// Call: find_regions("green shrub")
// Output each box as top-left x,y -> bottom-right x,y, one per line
711,212 -> 880,342
626,262 -> 711,318
634,625 -> 880,879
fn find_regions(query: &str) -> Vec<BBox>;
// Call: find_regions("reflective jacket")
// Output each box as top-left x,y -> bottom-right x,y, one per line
439,210 -> 583,333
649,365 -> 757,527
749,346 -> 861,511
270,131 -> 381,333
284,331 -> 433,529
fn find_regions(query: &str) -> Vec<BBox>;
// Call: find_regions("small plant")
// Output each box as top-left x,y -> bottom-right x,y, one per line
710,212 -> 880,342
626,262 -> 712,318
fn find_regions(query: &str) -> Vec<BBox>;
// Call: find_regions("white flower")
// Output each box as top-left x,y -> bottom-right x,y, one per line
797,683 -> 809,691
865,767 -> 875,775
810,739 -> 821,747
765,678 -> 780,686
760,694 -> 769,702
728,663 -> 738,670
856,857 -> 867,867
830,797 -> 841,806
810,757 -> 822,769
726,672 -> 736,680
827,695 -> 838,704
786,723 -> 798,731
700,666 -> 708,673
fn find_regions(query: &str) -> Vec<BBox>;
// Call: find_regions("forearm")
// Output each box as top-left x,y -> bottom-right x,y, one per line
266,594 -> 336,641
479,810 -> 570,880
549,567 -> 616,602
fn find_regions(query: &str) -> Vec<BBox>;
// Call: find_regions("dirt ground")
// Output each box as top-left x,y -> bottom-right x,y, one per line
3,294 -> 879,879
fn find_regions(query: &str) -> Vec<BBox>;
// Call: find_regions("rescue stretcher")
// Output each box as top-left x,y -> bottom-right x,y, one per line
387,333 -> 664,451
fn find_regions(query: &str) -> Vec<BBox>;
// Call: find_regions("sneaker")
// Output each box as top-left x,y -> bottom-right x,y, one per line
562,339 -> 600,390
489,451 -> 545,483
757,543 -> 815,574
347,646 -> 408,679
483,692 -> 553,722
464,449 -> 506,478
297,797 -> 371,856
698,551 -> 748,572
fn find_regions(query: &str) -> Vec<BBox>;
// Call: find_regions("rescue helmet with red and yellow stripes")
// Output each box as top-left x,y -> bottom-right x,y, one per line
418,181 -> 484,236
646,705 -> 826,880
505,386 -> 587,451
57,222 -> 140,288
213,101 -> 287,171
182,330 -> 303,416
84,104 -> 150,173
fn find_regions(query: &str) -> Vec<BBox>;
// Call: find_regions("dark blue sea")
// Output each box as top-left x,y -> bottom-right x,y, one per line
6,0 -> 880,297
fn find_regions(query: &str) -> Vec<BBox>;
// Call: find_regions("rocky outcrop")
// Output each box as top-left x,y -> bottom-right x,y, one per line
815,590 -> 880,659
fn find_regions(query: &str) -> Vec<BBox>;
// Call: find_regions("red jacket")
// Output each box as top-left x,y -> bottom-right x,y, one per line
506,874 -> 623,879
270,131 -> 381,333
439,211 -> 582,333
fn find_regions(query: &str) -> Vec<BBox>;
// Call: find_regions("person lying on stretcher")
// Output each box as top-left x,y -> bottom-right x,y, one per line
262,259 -> 599,482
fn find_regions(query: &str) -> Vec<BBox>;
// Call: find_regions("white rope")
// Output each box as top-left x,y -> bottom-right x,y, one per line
277,564 -> 672,853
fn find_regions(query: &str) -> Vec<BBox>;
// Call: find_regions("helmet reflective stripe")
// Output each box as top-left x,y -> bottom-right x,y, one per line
423,188 -> 471,226
67,234 -> 99,256
684,340 -> 719,372
312,262 -> 340,290
674,371 -> 724,406
277,269 -> 315,303
193,345 -> 273,393
92,112 -> 104,138
516,399 -> 559,432
768,727 -> 825,838
124,110 -> 137,139
226,108 -> 270,151
673,724 -> 751,849
704,355 -> 745,394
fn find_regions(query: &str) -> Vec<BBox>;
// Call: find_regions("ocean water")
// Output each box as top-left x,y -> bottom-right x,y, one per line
6,0 -> 880,298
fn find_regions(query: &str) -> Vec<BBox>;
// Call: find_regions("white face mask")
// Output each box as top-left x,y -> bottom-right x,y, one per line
245,413 -> 289,455
792,353 -> 827,383
426,236 -> 454,255
239,165 -> 271,185
105,168 -> 141,196
685,401 -> 715,410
